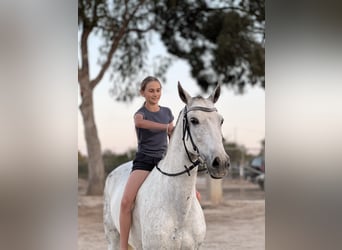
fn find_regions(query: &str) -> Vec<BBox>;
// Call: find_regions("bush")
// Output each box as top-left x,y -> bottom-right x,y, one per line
103,149 -> 135,175
78,149 -> 136,178
78,151 -> 88,179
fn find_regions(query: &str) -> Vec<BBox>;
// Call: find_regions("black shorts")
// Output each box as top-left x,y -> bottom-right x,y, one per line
132,152 -> 162,172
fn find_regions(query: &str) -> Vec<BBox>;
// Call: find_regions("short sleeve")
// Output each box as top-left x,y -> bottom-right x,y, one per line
167,107 -> 174,123
134,109 -> 145,119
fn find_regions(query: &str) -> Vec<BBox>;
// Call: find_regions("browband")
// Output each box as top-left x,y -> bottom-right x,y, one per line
185,106 -> 217,113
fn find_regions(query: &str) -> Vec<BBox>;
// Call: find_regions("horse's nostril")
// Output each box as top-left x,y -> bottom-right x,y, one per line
212,157 -> 220,168
226,155 -> 231,168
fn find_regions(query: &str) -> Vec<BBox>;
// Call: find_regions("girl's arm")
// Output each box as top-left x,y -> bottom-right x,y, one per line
134,113 -> 168,131
167,122 -> 174,138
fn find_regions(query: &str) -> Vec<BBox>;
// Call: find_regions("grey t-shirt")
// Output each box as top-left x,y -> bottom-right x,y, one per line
135,106 -> 174,158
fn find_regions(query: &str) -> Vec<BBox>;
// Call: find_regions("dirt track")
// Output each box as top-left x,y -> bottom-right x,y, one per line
78,177 -> 265,250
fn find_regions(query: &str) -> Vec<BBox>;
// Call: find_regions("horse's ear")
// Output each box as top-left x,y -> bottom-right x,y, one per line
178,81 -> 191,104
208,83 -> 221,103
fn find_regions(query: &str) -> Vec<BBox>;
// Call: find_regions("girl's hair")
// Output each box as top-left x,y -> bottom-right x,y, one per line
140,76 -> 161,91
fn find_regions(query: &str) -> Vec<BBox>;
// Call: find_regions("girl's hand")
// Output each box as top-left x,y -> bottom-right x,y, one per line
167,123 -> 174,137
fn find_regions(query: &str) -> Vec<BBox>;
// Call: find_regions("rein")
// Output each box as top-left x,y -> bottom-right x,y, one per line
156,105 -> 217,177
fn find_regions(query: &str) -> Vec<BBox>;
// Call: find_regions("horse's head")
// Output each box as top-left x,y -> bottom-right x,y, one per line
178,82 -> 230,179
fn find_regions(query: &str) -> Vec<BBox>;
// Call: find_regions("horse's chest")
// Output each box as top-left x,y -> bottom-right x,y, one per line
137,202 -> 206,248
134,181 -> 206,248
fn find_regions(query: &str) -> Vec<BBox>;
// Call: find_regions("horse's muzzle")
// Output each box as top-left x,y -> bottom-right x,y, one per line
212,156 -> 230,169
212,156 -> 230,168
208,154 -> 230,178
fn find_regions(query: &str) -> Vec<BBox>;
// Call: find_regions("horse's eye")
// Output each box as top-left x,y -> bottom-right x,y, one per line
190,117 -> 199,125
221,118 -> 224,125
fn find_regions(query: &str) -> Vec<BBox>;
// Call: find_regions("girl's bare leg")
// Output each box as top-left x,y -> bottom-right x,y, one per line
119,170 -> 150,250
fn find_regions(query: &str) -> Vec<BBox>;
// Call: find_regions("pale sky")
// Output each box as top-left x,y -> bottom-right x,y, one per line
78,34 -> 265,156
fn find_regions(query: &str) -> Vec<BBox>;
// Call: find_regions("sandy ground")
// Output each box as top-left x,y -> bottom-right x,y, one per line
78,176 -> 265,250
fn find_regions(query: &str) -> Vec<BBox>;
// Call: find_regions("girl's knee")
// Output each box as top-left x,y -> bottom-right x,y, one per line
121,196 -> 134,212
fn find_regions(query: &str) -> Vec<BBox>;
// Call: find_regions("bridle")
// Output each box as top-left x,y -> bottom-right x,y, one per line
156,105 -> 217,177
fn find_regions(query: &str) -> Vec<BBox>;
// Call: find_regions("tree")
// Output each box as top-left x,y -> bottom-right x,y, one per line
154,0 -> 265,93
78,0 -> 264,195
78,0 -> 156,194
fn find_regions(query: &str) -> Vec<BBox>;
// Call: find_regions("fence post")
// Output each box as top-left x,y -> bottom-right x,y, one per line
209,177 -> 223,206
240,148 -> 245,179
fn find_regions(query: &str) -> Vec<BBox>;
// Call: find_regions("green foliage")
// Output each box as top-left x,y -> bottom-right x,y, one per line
78,141 -> 262,179
77,149 -> 136,178
78,151 -> 88,179
78,0 -> 265,101
102,149 -> 136,175
79,0 -> 159,101
154,0 -> 265,93
223,140 -> 260,178
224,141 -> 253,164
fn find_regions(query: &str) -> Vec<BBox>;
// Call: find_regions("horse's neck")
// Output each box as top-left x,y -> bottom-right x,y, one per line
157,120 -> 198,200
155,158 -> 197,219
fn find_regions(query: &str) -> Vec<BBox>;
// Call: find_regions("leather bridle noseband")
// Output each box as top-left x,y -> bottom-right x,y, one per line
156,105 -> 217,177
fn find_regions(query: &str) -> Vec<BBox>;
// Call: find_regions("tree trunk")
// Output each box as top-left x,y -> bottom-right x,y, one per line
79,83 -> 105,195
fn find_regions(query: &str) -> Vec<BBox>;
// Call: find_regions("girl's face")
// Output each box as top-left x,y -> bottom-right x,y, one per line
141,81 -> 161,105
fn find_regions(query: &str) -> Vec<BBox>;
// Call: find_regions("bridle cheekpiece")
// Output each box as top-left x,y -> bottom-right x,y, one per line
156,105 -> 217,177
